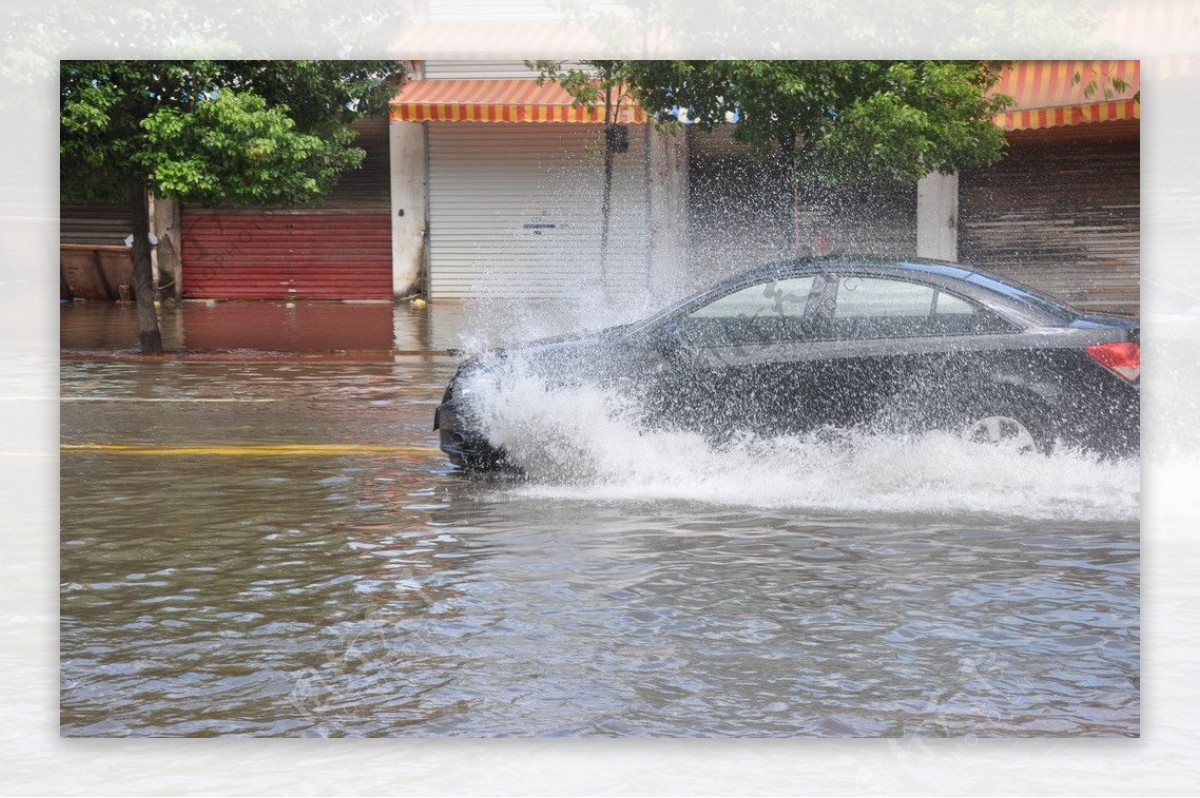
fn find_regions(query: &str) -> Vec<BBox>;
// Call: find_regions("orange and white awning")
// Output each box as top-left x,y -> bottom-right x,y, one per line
992,60 -> 1140,131
392,65 -> 1138,131
389,79 -> 645,123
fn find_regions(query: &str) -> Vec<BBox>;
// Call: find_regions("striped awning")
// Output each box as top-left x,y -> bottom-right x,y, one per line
992,60 -> 1140,131
394,66 -> 1138,130
389,79 -> 645,123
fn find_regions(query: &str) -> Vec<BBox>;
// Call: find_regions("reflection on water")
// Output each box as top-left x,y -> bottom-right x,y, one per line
60,343 -> 1139,737
59,300 -> 471,354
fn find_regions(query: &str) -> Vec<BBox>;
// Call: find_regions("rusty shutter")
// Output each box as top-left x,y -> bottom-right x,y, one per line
959,120 -> 1139,316
181,118 -> 392,300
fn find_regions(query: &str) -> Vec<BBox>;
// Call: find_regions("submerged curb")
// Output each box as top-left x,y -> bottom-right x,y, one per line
59,348 -> 456,363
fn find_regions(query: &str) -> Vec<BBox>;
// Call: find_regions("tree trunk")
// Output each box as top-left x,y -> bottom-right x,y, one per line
792,180 -> 802,255
597,81 -> 622,297
782,139 -> 804,256
129,179 -> 163,354
600,128 -> 614,289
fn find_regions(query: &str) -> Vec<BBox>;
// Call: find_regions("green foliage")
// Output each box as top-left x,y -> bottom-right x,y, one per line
816,62 -> 1012,183
529,59 -> 1010,187
60,60 -> 403,206
139,91 -> 362,207
5,3 -> 410,173
622,60 -> 1012,187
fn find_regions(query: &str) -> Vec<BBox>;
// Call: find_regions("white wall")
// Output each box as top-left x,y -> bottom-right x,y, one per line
916,171 -> 959,261
389,121 -> 429,297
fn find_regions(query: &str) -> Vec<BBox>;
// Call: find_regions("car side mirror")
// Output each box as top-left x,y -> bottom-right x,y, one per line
654,322 -> 684,352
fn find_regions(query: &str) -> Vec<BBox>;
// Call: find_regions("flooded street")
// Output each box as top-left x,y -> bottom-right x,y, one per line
59,301 -> 1139,737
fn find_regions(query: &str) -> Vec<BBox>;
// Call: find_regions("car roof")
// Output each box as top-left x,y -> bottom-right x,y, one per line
745,254 -> 985,281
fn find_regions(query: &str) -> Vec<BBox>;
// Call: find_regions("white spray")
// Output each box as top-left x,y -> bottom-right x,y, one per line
456,356 -> 1139,523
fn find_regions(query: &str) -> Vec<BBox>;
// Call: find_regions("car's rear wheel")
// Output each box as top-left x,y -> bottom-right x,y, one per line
959,400 -> 1051,454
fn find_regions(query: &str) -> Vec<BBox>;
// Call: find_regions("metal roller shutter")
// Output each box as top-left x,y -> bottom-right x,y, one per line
60,203 -> 135,300
422,61 -> 581,79
960,121 -> 1140,315
61,203 -> 131,246
427,122 -> 652,299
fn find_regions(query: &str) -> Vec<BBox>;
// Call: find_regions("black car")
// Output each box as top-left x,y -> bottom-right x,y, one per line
435,256 -> 1139,469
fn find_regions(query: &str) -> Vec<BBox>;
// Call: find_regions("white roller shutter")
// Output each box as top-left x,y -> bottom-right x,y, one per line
427,122 -> 652,299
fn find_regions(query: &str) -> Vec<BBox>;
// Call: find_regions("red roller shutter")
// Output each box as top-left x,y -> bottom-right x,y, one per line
181,213 -> 392,299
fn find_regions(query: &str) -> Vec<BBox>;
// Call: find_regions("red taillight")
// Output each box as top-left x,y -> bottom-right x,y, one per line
1087,341 -> 1140,382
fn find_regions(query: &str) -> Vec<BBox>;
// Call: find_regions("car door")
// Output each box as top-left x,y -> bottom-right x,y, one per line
652,272 -> 834,436
819,272 -> 1019,431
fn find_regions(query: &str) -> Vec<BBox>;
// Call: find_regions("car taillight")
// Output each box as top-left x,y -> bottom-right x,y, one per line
1087,341 -> 1140,382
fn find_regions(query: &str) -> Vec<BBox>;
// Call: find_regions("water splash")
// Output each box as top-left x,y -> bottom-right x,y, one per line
457,362 -> 1139,523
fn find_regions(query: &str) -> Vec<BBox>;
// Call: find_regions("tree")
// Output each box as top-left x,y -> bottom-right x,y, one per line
622,60 -> 1012,252
528,59 -> 1010,261
60,60 -> 405,354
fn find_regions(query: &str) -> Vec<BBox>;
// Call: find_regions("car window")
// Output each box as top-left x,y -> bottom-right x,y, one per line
682,276 -> 818,345
934,292 -> 974,315
833,277 -> 1012,339
836,277 -> 935,318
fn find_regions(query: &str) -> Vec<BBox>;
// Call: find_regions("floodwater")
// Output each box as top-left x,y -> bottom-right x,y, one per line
59,301 -> 1139,737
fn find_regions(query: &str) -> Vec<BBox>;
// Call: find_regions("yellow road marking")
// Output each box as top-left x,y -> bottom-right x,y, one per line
61,443 -> 442,457
60,397 -> 280,403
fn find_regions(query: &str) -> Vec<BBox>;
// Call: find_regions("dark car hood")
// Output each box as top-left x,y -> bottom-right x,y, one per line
472,322 -> 636,360
447,324 -> 645,393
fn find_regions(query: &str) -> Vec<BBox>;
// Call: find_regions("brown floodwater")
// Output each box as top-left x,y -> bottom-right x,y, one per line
59,301 -> 1139,737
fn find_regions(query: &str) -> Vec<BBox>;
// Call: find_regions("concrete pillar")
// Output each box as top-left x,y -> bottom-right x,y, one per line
647,125 -> 689,293
389,119 -> 428,298
151,194 -> 182,299
916,170 -> 959,261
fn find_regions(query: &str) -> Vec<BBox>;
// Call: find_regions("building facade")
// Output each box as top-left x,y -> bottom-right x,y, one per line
60,59 -> 1142,315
